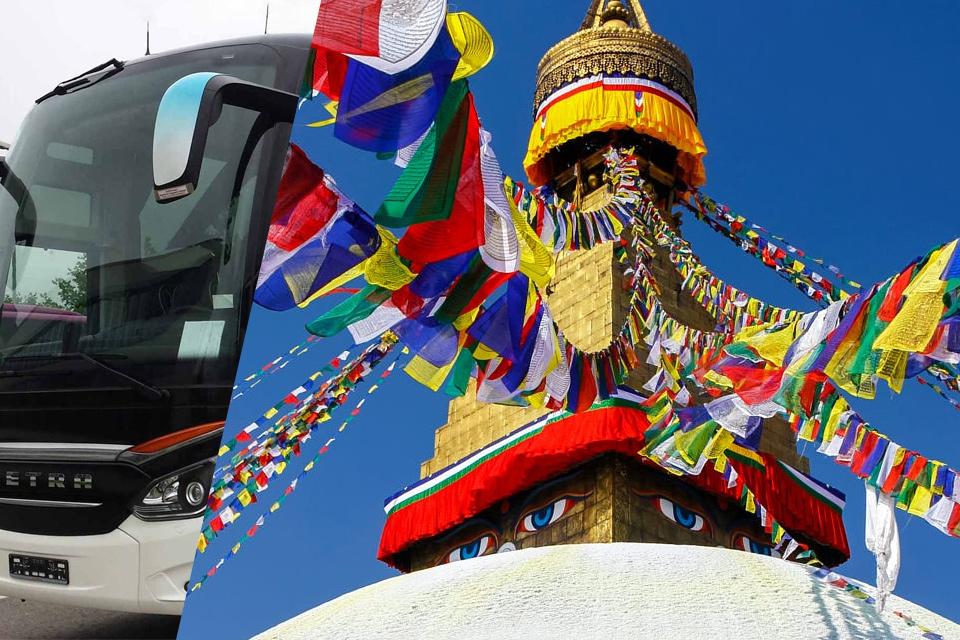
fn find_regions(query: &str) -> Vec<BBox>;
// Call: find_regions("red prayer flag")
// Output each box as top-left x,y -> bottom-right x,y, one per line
906,455 -> 928,482
397,95 -> 485,263
310,46 -> 350,100
878,263 -> 915,322
268,145 -> 339,252
948,503 -> 960,536
313,0 -> 382,58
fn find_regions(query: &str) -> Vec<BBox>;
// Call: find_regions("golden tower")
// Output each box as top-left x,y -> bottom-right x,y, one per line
382,0 -> 824,573
421,0 -> 803,479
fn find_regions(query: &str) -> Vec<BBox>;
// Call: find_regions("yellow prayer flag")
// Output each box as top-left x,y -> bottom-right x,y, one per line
907,484 -> 933,516
874,240 -> 956,353
703,370 -> 732,390
510,198 -> 555,289
525,390 -> 546,409
447,12 -> 495,81
705,429 -> 735,460
404,353 -> 458,391
306,100 -> 339,128
473,343 -> 500,361
713,455 -> 728,474
931,462 -> 944,495
748,322 -> 797,366
297,261 -> 366,308
821,398 -> 848,444
647,401 -> 673,425
364,227 -> 415,291
876,349 -> 908,394
453,308 -> 481,331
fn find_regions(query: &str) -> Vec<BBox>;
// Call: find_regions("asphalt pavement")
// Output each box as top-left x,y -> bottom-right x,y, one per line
0,597 -> 180,640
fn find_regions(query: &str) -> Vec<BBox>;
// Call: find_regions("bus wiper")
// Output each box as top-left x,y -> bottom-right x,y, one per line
75,353 -> 170,401
36,59 -> 124,104
0,352 -> 169,401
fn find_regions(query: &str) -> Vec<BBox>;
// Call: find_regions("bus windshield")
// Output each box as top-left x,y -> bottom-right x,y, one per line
0,43 -> 284,401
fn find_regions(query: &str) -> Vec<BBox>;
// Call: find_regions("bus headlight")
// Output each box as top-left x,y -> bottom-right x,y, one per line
132,460 -> 214,521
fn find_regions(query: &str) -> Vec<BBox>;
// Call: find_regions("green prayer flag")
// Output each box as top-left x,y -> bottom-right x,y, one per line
444,348 -> 476,398
675,422 -> 717,466
433,254 -> 494,324
306,285 -> 392,337
374,81 -> 470,227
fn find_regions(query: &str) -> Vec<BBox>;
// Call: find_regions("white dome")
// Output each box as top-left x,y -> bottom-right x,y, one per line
253,543 -> 959,640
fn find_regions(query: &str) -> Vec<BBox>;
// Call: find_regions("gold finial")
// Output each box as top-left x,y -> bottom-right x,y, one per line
600,1 -> 630,29
582,0 -> 652,31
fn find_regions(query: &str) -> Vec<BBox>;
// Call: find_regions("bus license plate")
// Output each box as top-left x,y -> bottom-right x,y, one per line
8,554 -> 69,585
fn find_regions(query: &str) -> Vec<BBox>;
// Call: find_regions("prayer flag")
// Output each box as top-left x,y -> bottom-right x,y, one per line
313,0 -> 447,75
333,27 -> 459,152
255,147 -> 381,311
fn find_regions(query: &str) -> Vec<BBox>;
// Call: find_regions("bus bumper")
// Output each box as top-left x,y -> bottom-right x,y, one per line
0,515 -> 200,615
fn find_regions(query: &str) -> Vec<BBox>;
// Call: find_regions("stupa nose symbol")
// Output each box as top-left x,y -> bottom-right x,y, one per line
498,542 -> 517,554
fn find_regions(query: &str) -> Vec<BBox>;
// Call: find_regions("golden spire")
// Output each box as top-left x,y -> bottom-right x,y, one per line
582,0 -> 651,31
532,0 -> 697,119
525,0 -> 707,189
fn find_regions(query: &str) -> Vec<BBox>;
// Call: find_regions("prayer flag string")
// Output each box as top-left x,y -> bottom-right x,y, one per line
199,335 -> 398,549
190,343 -> 402,592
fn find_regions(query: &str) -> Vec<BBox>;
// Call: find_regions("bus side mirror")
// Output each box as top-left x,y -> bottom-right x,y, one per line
0,140 -> 9,177
152,72 -> 298,203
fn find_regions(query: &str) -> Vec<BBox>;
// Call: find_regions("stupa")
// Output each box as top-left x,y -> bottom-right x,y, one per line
255,2 -> 959,639
375,0 -> 848,573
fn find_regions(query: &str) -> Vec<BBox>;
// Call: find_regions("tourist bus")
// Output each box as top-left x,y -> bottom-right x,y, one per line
0,34 -> 309,615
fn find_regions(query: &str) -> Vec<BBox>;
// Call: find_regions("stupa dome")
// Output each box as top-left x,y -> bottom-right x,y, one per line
253,543 -> 959,640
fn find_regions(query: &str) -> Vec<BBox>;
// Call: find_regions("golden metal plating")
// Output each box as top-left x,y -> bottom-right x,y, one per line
533,0 -> 697,119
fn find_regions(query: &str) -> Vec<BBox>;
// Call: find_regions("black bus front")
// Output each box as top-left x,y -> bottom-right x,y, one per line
0,34 -> 308,614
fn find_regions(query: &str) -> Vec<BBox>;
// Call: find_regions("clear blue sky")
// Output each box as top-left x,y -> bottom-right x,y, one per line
177,2 -> 960,637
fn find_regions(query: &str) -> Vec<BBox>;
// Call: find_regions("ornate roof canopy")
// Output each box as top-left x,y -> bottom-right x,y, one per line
533,0 -> 698,119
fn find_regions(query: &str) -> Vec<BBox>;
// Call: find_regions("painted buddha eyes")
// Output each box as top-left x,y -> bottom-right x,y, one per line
438,491 -> 589,565
444,533 -> 497,564
655,497 -> 707,533
733,534 -> 780,558
516,496 -> 581,534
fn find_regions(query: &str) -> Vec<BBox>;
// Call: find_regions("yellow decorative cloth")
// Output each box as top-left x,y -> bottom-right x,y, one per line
524,75 -> 707,187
